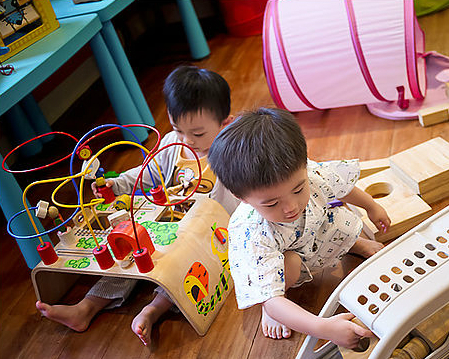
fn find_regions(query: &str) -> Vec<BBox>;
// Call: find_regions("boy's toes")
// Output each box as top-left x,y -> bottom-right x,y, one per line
282,326 -> 291,338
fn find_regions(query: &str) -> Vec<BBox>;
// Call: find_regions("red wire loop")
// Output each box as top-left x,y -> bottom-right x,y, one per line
129,142 -> 202,250
2,131 -> 79,173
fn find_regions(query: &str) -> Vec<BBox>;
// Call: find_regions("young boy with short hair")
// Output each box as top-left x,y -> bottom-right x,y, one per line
36,65 -> 239,347
207,107 -> 390,348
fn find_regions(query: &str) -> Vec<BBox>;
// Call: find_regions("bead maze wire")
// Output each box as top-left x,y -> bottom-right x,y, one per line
5,123 -> 203,267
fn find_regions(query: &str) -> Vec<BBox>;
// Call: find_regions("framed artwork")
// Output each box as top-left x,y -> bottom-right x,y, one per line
0,0 -> 59,62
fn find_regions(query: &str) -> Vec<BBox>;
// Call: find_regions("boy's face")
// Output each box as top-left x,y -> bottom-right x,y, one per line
169,110 -> 232,158
240,166 -> 310,223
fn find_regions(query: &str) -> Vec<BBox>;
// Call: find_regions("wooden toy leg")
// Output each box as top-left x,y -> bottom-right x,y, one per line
89,32 -> 148,143
176,0 -> 210,60
0,154 -> 50,269
100,20 -> 155,127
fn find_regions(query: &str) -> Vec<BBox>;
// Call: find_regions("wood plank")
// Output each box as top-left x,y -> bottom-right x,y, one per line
389,137 -> 449,194
347,169 -> 432,242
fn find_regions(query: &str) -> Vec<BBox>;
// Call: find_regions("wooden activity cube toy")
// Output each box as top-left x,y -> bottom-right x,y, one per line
31,195 -> 233,336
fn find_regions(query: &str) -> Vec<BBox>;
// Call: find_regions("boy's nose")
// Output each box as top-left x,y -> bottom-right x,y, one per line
282,201 -> 298,214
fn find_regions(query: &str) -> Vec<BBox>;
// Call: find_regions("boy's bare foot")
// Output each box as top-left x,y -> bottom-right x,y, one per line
261,306 -> 291,339
349,237 -> 384,258
35,296 -> 110,332
131,292 -> 173,346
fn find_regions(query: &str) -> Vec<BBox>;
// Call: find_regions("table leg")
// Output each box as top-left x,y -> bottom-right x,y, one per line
176,0 -> 210,60
5,105 -> 43,157
20,94 -> 53,143
0,153 -> 49,269
101,20 -> 154,127
89,32 -> 148,143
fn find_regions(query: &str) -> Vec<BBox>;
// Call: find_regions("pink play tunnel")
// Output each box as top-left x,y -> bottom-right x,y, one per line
263,0 -> 426,112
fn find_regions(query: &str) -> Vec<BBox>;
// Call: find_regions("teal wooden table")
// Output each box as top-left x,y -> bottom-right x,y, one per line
49,0 -> 210,140
0,14 -> 103,269
50,0 -> 155,143
50,0 -> 210,60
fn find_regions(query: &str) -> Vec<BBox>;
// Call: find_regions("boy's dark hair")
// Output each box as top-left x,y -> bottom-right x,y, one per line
163,65 -> 230,124
208,107 -> 307,198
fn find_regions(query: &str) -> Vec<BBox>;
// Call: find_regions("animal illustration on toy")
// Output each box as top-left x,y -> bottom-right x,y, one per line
3,123 -> 233,335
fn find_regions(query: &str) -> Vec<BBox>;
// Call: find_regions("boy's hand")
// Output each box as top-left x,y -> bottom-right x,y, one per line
91,180 -> 114,198
366,202 -> 391,233
323,313 -> 374,349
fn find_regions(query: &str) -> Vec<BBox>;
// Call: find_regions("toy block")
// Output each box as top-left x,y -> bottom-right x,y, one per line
107,220 -> 155,260
418,103 -> 449,127
35,200 -> 49,219
420,181 -> 449,205
389,137 -> 449,196
412,302 -> 449,350
359,158 -> 390,179
347,169 -> 432,243
107,209 -> 130,228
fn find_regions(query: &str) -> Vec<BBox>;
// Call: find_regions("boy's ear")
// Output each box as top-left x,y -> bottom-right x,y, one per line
236,195 -> 247,204
221,115 -> 234,129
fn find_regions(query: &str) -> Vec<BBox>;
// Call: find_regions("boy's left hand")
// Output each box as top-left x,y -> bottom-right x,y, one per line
366,202 -> 391,233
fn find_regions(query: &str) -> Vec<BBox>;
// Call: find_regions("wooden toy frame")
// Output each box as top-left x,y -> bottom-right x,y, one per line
0,0 -> 59,62
31,195 -> 234,336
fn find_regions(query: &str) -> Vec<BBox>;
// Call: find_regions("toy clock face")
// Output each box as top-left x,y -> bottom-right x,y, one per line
78,147 -> 92,160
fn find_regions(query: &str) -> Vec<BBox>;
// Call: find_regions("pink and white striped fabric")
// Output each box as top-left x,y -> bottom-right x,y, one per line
263,0 -> 426,112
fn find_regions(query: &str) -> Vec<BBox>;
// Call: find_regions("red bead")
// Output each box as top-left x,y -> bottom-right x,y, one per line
150,185 -> 166,205
93,245 -> 115,270
133,247 -> 154,273
97,185 -> 116,204
37,242 -> 58,265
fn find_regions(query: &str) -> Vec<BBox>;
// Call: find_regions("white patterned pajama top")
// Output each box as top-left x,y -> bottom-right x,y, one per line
228,159 -> 363,309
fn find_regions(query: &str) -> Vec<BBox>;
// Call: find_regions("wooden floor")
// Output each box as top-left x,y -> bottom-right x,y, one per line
1,7 -> 449,359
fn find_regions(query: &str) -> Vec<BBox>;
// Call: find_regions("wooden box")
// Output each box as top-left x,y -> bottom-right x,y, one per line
389,137 -> 449,203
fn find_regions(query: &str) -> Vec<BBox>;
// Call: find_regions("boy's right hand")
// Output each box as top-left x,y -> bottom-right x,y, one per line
323,313 -> 374,349
91,180 -> 114,198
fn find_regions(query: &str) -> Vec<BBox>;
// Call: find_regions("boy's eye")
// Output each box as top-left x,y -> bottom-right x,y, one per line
194,133 -> 205,137
265,202 -> 278,208
294,188 -> 303,194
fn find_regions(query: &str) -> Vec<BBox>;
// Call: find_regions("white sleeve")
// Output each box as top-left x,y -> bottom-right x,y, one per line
209,179 -> 241,215
309,159 -> 360,199
111,132 -> 180,195
228,218 -> 286,309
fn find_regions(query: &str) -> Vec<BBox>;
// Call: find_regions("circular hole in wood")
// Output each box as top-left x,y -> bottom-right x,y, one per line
438,251 -> 448,259
369,304 -> 379,314
380,275 -> 390,283
365,182 -> 393,199
352,337 -> 371,352
379,292 -> 390,302
391,266 -> 402,274
403,275 -> 414,283
369,284 -> 379,293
